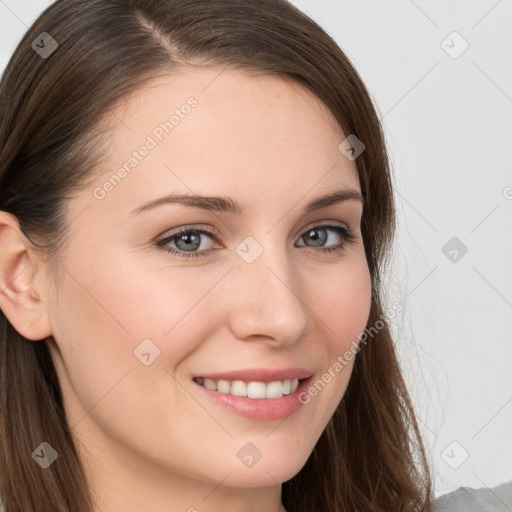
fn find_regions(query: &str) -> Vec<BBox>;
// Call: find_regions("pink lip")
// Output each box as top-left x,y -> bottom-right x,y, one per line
192,367 -> 313,383
192,374 -> 314,421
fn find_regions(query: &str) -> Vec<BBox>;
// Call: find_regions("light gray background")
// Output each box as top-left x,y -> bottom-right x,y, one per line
1,0 -> 511,499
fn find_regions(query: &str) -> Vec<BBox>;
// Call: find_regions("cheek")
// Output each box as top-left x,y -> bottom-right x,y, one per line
48,262 -> 139,419
49,254 -> 231,414
48,255 -> 219,450
307,258 -> 371,391
310,256 -> 372,351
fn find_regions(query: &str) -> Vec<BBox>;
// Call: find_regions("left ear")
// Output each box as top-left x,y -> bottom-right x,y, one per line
0,211 -> 54,341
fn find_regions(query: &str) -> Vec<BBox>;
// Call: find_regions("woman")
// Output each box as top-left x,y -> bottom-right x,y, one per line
0,0 -> 453,510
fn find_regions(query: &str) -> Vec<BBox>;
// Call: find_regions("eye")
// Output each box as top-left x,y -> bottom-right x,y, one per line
296,224 -> 356,254
156,223 -> 357,260
156,226 -> 218,259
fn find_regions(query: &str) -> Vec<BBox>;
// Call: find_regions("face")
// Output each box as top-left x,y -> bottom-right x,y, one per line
41,68 -> 371,499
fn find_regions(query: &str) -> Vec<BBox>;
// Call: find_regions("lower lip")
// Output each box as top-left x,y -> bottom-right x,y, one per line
192,377 -> 313,421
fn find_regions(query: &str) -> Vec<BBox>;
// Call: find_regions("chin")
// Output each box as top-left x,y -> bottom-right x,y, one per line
225,464 -> 304,488
230,452 -> 309,488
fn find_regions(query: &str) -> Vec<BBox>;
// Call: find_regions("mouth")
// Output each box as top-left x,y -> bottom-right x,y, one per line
193,376 -> 302,399
191,374 -> 314,421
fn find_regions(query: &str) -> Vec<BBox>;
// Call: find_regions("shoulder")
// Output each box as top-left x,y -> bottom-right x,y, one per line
433,479 -> 512,511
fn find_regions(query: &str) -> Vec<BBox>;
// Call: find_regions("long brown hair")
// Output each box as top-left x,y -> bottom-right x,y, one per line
0,1 -> 434,510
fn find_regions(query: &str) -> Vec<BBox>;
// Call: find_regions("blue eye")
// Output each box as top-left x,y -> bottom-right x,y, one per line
156,227 -> 217,259
156,224 -> 356,260
296,224 -> 356,253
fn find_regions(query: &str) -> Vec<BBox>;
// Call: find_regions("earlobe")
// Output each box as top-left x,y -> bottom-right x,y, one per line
0,211 -> 53,341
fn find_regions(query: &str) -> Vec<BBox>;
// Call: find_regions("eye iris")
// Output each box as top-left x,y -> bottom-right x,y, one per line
305,228 -> 327,247
176,232 -> 201,251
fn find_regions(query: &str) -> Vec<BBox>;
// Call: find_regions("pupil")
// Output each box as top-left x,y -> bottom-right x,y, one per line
307,228 -> 326,247
177,233 -> 200,251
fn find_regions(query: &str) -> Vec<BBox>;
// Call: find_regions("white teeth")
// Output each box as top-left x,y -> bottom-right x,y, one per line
266,381 -> 284,399
247,381 -> 266,398
230,380 -> 247,396
194,377 -> 301,399
217,380 -> 230,394
203,378 -> 217,391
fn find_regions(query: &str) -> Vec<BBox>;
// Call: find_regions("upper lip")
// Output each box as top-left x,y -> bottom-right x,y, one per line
194,368 -> 314,383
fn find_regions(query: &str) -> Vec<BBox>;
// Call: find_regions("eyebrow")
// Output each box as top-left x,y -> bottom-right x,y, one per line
130,188 -> 364,216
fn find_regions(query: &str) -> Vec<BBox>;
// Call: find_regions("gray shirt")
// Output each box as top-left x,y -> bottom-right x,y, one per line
433,479 -> 512,511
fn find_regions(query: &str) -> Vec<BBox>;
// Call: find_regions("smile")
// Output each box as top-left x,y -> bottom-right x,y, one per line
193,376 -> 300,399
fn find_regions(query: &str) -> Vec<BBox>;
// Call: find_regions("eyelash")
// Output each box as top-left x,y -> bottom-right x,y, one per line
156,223 -> 357,260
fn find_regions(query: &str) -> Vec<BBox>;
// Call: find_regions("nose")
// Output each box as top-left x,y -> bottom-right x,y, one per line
225,247 -> 309,347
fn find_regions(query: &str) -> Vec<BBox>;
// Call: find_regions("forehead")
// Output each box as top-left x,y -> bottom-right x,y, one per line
114,66 -> 345,138
82,67 -> 360,219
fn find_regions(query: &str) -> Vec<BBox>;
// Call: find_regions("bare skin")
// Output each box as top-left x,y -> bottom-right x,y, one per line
0,67 -> 372,512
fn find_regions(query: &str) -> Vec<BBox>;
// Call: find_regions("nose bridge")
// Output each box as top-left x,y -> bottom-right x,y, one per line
226,236 -> 308,343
